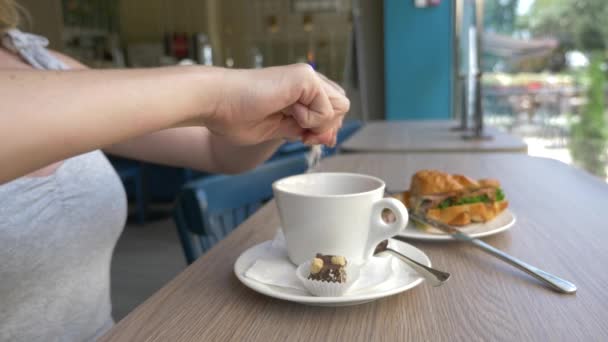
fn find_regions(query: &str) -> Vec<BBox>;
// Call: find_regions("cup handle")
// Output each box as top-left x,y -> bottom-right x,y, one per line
366,197 -> 409,259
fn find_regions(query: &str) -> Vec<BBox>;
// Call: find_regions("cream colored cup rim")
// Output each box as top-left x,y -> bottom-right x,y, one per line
272,172 -> 386,199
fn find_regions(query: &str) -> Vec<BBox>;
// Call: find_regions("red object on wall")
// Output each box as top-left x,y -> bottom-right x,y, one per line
172,33 -> 189,59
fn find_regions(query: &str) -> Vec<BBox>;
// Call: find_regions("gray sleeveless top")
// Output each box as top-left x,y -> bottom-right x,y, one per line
0,30 -> 127,341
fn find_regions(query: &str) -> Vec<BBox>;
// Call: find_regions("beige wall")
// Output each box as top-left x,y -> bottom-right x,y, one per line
14,0 -> 353,77
216,0 -> 351,77
18,0 -> 63,50
119,0 -> 210,43
354,0 -> 384,120
118,0 -> 351,78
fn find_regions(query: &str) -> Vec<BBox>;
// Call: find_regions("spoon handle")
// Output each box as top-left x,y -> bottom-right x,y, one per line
408,213 -> 577,294
468,238 -> 577,294
383,247 -> 450,287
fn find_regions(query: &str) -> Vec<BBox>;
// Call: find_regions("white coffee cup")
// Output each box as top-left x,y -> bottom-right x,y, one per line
272,172 -> 408,265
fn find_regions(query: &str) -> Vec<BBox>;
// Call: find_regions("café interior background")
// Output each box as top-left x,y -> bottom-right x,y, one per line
21,0 -> 382,122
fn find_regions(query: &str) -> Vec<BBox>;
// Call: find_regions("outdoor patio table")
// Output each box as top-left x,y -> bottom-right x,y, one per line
341,120 -> 528,153
102,153 -> 607,342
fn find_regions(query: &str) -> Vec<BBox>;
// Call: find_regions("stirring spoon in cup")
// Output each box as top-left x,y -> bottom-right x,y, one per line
374,240 -> 451,287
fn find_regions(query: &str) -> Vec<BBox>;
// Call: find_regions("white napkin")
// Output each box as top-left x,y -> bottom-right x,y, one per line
245,230 -> 395,294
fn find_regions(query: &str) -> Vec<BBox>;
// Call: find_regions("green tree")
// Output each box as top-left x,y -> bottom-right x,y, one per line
522,0 -> 608,179
523,0 -> 608,51
569,54 -> 607,178
485,0 -> 520,34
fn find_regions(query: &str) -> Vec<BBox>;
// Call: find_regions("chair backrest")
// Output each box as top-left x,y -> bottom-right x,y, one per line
173,153 -> 309,264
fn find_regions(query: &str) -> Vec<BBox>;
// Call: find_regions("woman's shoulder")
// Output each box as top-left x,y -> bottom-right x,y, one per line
0,47 -> 30,69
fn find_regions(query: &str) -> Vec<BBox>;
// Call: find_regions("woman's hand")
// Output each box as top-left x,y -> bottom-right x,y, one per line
203,64 -> 350,146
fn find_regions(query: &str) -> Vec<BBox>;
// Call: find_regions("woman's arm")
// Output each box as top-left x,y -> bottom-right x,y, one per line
104,127 -> 284,174
51,52 -> 285,174
102,68 -> 349,174
1,62 -> 346,184
102,65 -> 348,174
0,66 -> 222,183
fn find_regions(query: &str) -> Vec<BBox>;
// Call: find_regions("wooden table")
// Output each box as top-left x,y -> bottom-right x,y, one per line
102,154 -> 608,341
341,120 -> 528,153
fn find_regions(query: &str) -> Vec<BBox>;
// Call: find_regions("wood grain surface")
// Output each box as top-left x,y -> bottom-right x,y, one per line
102,154 -> 608,342
341,121 -> 528,153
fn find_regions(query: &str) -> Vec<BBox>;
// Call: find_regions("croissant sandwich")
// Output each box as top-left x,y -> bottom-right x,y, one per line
397,170 -> 508,226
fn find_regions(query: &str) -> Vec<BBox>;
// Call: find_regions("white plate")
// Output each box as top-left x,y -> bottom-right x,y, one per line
399,209 -> 516,241
234,239 -> 430,306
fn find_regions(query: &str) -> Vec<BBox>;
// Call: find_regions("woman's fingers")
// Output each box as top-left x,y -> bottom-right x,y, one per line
326,91 -> 350,117
226,64 -> 348,146
277,115 -> 305,140
317,72 -> 346,95
286,64 -> 335,133
281,102 -> 306,118
291,104 -> 335,133
206,64 -> 350,147
302,129 -> 334,146
317,73 -> 350,115
289,111 -> 342,146
302,115 -> 343,146
286,67 -> 349,141
293,94 -> 346,147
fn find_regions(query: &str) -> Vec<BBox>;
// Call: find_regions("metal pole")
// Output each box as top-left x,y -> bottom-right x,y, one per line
474,0 -> 485,137
452,0 -> 467,131
463,0 -> 492,140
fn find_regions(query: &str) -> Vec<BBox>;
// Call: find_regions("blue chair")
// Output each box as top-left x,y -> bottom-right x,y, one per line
173,153 -> 308,264
141,164 -> 191,202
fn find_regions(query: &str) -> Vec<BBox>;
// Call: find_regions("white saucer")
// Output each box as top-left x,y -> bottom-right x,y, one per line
399,209 -> 516,241
234,239 -> 431,306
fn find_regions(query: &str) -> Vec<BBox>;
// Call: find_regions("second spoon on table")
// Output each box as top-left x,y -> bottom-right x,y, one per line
374,240 -> 451,287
